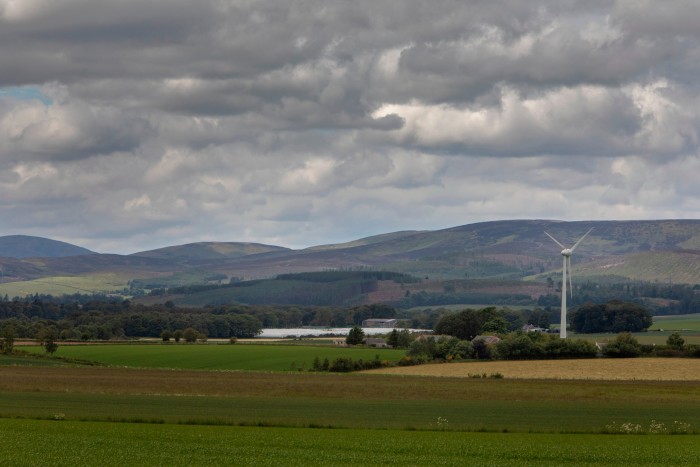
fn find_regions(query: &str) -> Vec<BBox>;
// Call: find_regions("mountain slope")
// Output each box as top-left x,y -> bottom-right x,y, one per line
2,220 -> 700,299
131,242 -> 289,263
0,235 -> 93,259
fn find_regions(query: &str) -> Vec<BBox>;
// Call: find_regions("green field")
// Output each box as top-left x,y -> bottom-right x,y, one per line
0,273 -> 129,297
4,341 -> 700,465
1,418 -> 699,466
652,314 -> 700,331
1,366 -> 699,433
21,343 -> 405,371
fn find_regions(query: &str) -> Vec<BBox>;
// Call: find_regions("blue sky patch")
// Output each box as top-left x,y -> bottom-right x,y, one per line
0,86 -> 52,105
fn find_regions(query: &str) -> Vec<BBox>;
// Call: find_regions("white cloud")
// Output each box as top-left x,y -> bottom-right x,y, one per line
1,1 -> 700,252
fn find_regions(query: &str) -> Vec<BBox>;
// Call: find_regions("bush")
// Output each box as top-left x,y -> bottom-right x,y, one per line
666,333 -> 685,350
493,333 -> 596,360
602,332 -> 641,358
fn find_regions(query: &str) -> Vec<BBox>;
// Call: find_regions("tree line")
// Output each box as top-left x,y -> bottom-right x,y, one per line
0,297 -> 406,341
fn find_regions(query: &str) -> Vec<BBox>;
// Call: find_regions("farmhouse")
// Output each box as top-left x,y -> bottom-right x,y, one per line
364,338 -> 389,348
361,318 -> 398,327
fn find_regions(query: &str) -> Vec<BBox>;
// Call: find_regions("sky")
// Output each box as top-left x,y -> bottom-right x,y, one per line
1,0 -> 700,254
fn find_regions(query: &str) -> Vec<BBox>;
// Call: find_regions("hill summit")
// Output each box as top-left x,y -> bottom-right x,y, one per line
0,235 -> 93,259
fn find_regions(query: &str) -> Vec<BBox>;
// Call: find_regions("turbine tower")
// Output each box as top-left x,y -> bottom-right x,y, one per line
544,228 -> 593,338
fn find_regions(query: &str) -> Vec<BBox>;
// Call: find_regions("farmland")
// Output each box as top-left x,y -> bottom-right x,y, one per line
2,342 -> 700,464
20,343 -> 406,371
2,419 -> 699,466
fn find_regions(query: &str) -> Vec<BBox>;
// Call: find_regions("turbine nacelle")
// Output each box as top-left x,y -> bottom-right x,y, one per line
561,248 -> 572,256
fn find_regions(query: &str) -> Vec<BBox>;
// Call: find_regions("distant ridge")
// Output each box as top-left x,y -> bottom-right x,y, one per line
131,242 -> 290,262
3,220 -> 700,298
0,235 -> 93,259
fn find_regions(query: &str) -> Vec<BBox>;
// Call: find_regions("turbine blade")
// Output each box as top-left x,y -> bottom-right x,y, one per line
544,231 -> 566,249
570,227 -> 594,252
568,256 -> 573,299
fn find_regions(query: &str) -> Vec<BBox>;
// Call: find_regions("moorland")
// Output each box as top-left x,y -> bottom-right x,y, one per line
2,219 -> 700,312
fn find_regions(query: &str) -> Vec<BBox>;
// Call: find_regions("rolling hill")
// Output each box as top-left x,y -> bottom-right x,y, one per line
0,235 -> 93,259
1,219 -> 700,302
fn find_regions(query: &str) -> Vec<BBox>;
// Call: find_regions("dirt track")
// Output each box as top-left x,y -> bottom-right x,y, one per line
368,358 -> 700,381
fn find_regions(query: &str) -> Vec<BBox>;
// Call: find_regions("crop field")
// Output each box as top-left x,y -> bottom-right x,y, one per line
4,342 -> 700,465
21,343 -> 405,371
369,358 -> 700,380
1,359 -> 699,465
1,418 -> 699,466
1,366 -> 699,432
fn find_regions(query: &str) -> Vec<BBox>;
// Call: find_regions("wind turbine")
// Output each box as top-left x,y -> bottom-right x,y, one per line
544,228 -> 593,338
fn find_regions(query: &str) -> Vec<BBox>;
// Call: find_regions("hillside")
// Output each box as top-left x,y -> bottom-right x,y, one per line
131,242 -> 290,263
0,235 -> 93,259
2,219 -> 700,302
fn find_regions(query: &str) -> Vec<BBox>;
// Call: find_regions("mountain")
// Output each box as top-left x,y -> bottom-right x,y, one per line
0,235 -> 93,259
2,220 -> 700,300
131,242 -> 290,263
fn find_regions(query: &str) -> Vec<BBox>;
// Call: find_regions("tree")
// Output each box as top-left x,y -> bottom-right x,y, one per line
183,327 -> 202,343
571,301 -> 652,333
1,324 -> 16,354
387,329 -> 413,348
173,329 -> 184,342
434,309 -> 482,340
482,316 -> 509,334
666,332 -> 685,350
346,326 -> 365,345
37,327 -> 59,355
603,332 -> 641,358
161,330 -> 173,342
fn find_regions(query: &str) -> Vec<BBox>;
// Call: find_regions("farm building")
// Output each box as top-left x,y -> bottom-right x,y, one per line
364,338 -> 389,348
361,318 -> 398,327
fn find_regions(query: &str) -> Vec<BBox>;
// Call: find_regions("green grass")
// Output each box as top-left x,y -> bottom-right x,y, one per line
0,354 -> 73,367
0,273 -> 129,297
21,343 -> 405,371
652,314 -> 700,331
1,390 -> 697,433
2,367 -> 699,434
1,418 -> 698,466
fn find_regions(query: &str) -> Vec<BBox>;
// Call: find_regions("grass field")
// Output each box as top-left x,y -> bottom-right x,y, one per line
651,314 -> 700,331
20,343 -> 406,371
0,273 -> 129,297
1,418 -> 699,466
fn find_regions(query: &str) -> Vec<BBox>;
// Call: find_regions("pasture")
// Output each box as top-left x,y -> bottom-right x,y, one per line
651,314 -> 700,331
0,273 -> 129,297
20,343 -> 405,371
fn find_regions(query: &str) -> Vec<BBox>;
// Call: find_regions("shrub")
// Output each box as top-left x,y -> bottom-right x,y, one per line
603,332 -> 641,358
666,333 -> 685,350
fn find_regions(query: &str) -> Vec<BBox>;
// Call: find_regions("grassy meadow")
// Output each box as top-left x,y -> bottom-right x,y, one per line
20,343 -> 406,371
0,273 -> 130,297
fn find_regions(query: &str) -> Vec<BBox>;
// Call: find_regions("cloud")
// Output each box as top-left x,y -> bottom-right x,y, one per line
1,0 -> 700,253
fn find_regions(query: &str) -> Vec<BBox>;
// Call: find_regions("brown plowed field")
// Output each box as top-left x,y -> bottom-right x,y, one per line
368,358 -> 700,381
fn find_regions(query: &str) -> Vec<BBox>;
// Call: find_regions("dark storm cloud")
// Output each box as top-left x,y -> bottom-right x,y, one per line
1,0 -> 700,252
